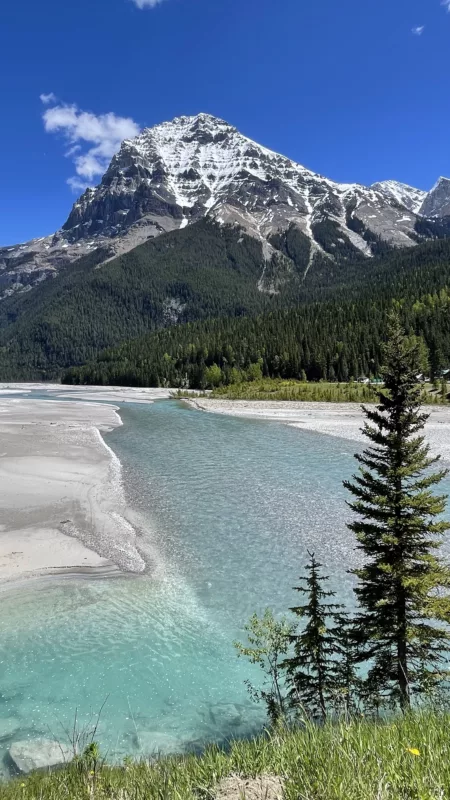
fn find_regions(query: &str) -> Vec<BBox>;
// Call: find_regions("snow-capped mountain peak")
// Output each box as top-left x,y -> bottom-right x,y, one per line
1,113 -> 450,298
370,180 -> 427,215
62,113 -> 423,255
420,176 -> 450,218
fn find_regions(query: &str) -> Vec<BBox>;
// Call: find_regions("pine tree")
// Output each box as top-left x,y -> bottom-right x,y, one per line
344,313 -> 450,709
283,553 -> 342,720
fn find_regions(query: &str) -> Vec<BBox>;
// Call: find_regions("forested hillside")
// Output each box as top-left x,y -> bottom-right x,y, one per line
1,219 -> 450,382
63,240 -> 450,387
0,222 -> 281,379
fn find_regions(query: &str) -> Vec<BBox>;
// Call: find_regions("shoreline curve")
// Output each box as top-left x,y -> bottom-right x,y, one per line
0,397 -> 146,588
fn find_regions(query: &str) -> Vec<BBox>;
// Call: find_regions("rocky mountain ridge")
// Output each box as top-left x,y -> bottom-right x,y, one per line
1,113 -> 450,297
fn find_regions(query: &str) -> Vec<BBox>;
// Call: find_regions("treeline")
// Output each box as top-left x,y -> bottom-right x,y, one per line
235,321 -> 450,718
63,286 -> 450,388
2,221 -> 450,381
0,221 -> 282,380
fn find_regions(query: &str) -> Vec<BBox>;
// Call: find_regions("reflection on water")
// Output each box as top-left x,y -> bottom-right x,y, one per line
1,399 -> 449,771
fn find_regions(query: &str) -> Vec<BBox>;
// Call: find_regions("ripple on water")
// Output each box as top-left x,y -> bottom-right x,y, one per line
1,399 -> 450,772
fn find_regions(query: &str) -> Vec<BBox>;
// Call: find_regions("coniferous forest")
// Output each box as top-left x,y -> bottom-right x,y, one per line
62,231 -> 450,388
0,219 -> 450,384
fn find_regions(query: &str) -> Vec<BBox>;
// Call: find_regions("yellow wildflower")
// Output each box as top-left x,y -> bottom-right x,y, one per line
407,748 -> 420,756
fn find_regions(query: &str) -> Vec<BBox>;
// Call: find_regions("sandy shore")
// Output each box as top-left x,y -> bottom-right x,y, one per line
185,398 -> 450,462
0,397 -> 147,586
0,383 -> 172,404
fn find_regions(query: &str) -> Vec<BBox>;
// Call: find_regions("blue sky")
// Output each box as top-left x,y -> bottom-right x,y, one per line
1,0 -> 449,245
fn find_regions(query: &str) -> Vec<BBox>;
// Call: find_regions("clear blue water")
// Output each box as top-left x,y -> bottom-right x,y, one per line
0,398 -> 448,768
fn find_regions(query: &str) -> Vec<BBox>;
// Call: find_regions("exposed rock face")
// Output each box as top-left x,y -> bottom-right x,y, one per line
419,177 -> 450,218
60,114 -> 425,260
370,180 -> 427,213
8,738 -> 72,774
1,113 -> 449,298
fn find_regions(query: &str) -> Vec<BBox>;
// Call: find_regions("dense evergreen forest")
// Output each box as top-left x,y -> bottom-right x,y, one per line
0,222 -> 278,379
63,253 -> 450,387
1,218 -> 450,382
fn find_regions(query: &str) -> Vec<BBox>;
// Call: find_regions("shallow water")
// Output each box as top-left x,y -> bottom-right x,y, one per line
0,399 -> 449,770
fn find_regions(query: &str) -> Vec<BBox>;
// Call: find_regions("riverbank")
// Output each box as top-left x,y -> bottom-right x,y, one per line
0,383 -> 172,404
0,709 -> 447,800
185,398 -> 450,461
0,397 -> 146,586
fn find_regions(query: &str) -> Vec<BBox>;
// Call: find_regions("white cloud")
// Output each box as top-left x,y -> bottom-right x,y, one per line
40,92 -> 57,105
41,98 -> 140,192
412,25 -> 425,35
132,0 -> 166,8
67,176 -> 91,192
442,0 -> 450,11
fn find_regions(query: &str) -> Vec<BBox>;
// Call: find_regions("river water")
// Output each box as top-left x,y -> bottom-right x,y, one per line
0,398 -> 446,768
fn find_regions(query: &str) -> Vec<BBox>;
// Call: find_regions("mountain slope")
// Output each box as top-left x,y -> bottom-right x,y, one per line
420,177 -> 450,218
370,181 -> 427,214
63,237 -> 450,389
2,228 -> 450,382
0,221 -> 288,379
2,113 -> 450,298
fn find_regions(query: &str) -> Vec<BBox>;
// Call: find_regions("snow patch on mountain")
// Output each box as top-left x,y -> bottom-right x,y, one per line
371,180 -> 427,214
2,113 -> 450,298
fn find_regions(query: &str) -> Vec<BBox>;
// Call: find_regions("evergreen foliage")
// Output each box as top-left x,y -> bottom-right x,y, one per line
311,219 -> 362,262
331,613 -> 361,715
0,221 -> 283,379
268,225 -> 311,276
2,224 -> 450,380
344,315 -> 450,708
63,281 -> 450,389
283,554 -> 343,720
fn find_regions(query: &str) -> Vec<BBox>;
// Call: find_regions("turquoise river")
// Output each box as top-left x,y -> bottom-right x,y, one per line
1,397 -> 449,769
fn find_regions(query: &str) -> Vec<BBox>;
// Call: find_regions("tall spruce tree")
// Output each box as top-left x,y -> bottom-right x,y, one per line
284,553 -> 342,720
344,314 -> 450,709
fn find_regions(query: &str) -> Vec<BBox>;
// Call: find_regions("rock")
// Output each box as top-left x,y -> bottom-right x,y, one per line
0,113 -> 435,301
133,732 -> 185,758
214,775 -> 284,800
210,704 -> 242,727
8,738 -> 72,774
0,717 -> 21,741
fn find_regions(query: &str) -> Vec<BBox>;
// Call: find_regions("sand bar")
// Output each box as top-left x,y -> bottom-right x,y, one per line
0,397 -> 146,586
0,383 -> 172,404
186,399 -> 450,462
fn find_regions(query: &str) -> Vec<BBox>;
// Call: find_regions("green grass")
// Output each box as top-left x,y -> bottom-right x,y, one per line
3,711 -> 450,799
207,379 -> 449,404
211,379 -> 378,403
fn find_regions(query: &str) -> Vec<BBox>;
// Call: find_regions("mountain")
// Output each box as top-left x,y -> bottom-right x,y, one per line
370,181 -> 427,214
1,113 -> 449,298
420,177 -> 450,219
63,236 -> 450,389
0,221 -> 283,380
2,225 -> 450,382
